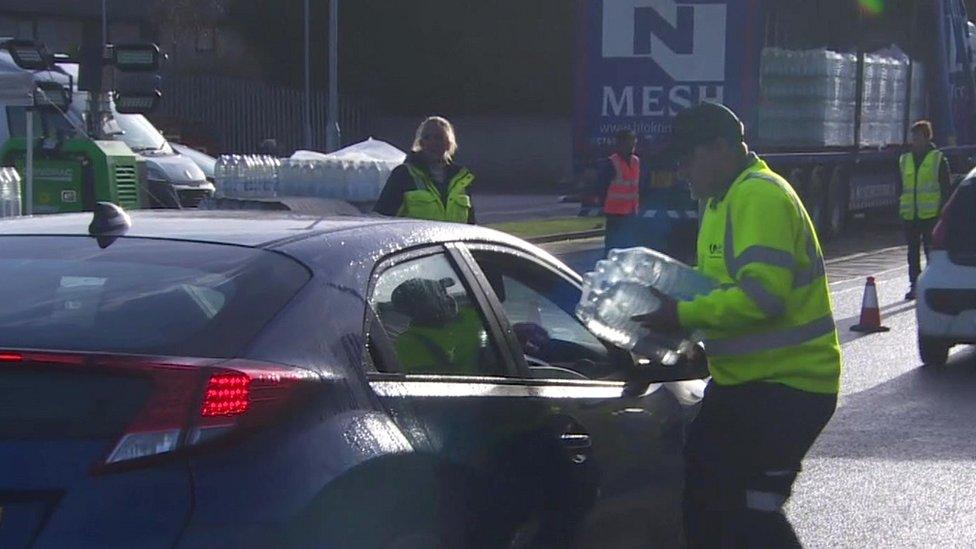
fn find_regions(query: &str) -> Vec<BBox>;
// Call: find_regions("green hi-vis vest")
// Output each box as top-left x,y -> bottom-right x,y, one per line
398,163 -> 474,223
394,307 -> 486,375
899,149 -> 943,220
677,155 -> 842,395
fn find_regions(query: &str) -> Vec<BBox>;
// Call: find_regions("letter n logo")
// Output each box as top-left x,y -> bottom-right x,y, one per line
602,0 -> 727,82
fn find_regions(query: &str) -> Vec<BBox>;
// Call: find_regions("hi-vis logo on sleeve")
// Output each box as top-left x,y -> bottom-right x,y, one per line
602,0 -> 727,82
707,242 -> 724,258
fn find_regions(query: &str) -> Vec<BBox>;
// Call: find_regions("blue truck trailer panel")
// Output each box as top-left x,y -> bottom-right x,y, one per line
575,0 -> 763,156
575,0 -> 976,156
577,0 -> 976,245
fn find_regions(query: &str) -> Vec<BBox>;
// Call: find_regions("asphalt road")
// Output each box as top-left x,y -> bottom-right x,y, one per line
545,237 -> 976,548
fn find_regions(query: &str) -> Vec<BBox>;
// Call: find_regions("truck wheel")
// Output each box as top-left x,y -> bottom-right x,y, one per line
805,165 -> 828,236
825,166 -> 850,239
918,335 -> 950,366
787,167 -> 808,197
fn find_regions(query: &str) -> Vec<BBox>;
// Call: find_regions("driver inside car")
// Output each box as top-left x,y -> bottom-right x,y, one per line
390,277 -> 489,375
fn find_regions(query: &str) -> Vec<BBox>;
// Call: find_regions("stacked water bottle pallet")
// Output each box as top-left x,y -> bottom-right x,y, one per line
758,46 -> 923,147
758,48 -> 858,146
214,155 -> 392,203
0,167 -> 22,218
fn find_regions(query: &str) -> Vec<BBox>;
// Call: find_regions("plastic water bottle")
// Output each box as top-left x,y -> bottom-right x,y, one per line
213,156 -> 227,197
0,167 -> 22,218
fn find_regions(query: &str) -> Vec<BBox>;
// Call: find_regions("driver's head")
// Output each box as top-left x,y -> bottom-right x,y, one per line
391,278 -> 459,326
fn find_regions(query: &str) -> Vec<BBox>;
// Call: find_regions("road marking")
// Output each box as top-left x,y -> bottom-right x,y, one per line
825,245 -> 906,266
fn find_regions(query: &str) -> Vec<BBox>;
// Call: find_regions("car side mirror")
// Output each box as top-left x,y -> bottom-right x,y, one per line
625,344 -> 709,385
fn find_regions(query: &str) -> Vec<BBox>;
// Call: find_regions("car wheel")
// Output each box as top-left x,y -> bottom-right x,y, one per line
787,167 -> 808,197
918,335 -> 950,366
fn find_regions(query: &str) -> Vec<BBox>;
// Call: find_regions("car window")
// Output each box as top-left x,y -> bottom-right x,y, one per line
370,253 -> 504,377
0,236 -> 310,357
6,106 -> 80,139
470,249 -> 623,381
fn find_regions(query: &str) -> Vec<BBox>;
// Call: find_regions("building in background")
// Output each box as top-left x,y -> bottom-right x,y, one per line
0,0 -> 580,191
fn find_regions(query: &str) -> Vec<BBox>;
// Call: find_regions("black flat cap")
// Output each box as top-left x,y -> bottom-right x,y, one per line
665,102 -> 745,158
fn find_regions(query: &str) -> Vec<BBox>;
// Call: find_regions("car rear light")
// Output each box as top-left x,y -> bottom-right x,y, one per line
0,351 -> 316,470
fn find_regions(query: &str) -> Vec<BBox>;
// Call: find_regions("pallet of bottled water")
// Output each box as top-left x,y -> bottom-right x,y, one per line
213,154 -> 392,202
0,167 -> 22,218
576,247 -> 717,365
757,46 -> 919,147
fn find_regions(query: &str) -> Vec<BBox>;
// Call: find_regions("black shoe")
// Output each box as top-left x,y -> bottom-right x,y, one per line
905,288 -> 916,301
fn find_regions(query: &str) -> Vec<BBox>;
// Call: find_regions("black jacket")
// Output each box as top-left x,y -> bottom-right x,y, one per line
373,152 -> 476,224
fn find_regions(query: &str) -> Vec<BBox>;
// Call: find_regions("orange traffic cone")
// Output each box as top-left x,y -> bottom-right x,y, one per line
850,276 -> 890,333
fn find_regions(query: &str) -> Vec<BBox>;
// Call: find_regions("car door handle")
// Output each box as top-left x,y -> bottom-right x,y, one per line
559,433 -> 592,450
612,407 -> 650,417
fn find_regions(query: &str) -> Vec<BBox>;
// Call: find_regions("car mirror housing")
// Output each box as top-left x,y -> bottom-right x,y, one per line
625,344 -> 709,385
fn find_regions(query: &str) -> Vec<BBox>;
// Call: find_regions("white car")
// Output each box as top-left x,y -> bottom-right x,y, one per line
916,175 -> 976,365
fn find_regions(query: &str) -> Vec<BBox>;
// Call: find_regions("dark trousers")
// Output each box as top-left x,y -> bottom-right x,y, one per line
904,218 -> 938,286
604,214 -> 635,256
683,381 -> 836,548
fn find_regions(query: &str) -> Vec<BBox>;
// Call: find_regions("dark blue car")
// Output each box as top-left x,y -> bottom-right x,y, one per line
0,210 -> 706,548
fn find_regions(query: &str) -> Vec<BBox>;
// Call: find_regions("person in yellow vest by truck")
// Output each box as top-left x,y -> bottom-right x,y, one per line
374,116 -> 476,224
899,120 -> 951,300
633,103 -> 841,548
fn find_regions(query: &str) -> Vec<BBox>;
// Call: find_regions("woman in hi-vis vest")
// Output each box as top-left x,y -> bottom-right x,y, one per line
374,117 -> 476,224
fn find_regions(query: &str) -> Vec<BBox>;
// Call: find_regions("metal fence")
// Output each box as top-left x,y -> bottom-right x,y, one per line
151,74 -> 372,155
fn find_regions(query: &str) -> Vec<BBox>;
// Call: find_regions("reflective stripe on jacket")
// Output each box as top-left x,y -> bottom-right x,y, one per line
398,164 -> 474,223
603,153 -> 641,215
677,154 -> 841,394
899,150 -> 943,220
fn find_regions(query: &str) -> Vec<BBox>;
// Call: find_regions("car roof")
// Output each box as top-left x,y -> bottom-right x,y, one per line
0,209 -> 555,254
0,209 -> 576,281
0,210 -> 411,247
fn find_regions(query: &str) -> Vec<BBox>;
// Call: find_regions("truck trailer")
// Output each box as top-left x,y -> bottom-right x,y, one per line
576,0 -> 976,239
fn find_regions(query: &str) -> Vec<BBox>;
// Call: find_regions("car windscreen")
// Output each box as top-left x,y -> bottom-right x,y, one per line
0,236 -> 310,357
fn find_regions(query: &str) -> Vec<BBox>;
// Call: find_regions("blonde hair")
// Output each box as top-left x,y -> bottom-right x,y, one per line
411,116 -> 458,160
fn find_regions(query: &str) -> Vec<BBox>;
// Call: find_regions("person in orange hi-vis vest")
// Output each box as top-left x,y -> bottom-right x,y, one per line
594,129 -> 641,256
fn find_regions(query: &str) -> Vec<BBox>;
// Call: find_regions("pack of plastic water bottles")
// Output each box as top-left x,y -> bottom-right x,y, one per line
0,167 -> 22,219
576,247 -> 717,365
213,139 -> 404,203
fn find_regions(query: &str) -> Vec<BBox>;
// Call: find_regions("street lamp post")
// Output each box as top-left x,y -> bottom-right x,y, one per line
304,0 -> 313,150
327,0 -> 340,152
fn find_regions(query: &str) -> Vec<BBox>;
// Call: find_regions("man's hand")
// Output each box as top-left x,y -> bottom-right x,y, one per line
631,286 -> 680,333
